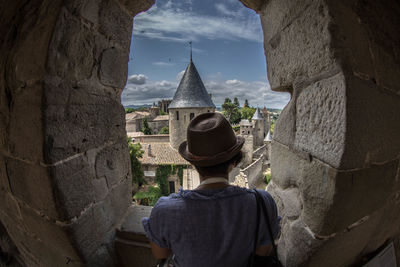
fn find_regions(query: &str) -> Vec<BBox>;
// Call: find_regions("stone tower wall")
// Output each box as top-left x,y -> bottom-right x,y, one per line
0,0 -> 154,266
252,119 -> 265,148
169,107 -> 215,150
241,0 -> 400,265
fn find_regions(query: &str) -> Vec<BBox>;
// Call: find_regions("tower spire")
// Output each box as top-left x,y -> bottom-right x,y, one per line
189,41 -> 192,62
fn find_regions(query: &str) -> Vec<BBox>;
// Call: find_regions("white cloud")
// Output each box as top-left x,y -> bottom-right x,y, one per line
215,3 -> 243,17
127,74 -> 147,85
152,61 -> 175,66
176,70 -> 185,80
122,73 -> 290,109
133,4 -> 262,43
226,79 -> 241,86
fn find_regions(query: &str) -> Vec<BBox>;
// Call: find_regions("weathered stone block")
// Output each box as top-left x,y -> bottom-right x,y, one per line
47,8 -> 95,82
99,47 -> 128,89
327,2 -> 374,80
301,159 -> 399,235
294,73 -> 346,169
351,0 -> 400,94
270,141 -> 302,189
342,75 -> 400,169
118,0 -> 154,17
267,182 -> 301,221
99,0 -> 132,51
0,156 -> 10,192
260,0 -> 340,89
44,99 -> 125,163
8,84 -> 44,162
65,0 -> 101,26
66,180 -> 130,263
3,0 -> 60,92
0,192 -> 23,224
306,207 -> 386,267
5,158 -> 59,219
272,98 -> 295,150
19,204 -> 81,266
50,153 -> 96,220
95,142 -> 130,188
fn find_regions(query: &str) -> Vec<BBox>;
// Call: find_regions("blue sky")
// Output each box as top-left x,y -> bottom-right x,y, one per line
122,0 -> 290,109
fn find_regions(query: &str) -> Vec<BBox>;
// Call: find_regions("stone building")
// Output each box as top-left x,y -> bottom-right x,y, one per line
125,107 -> 169,134
168,59 -> 216,150
158,99 -> 172,113
251,108 -> 266,147
0,0 -> 399,267
138,143 -> 188,194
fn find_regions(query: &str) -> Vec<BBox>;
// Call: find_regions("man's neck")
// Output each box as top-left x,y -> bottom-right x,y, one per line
196,175 -> 229,190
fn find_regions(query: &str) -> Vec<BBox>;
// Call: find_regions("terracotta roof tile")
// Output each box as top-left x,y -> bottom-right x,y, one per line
139,143 -> 189,165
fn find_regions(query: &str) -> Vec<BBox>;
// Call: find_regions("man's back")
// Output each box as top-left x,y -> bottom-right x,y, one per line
142,186 -> 280,267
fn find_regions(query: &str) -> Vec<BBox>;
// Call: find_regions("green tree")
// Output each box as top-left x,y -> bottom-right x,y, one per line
224,98 -> 232,104
233,97 -> 240,108
125,108 -> 134,113
240,107 -> 256,121
159,110 -> 168,115
155,165 -> 172,196
127,137 -> 145,189
270,121 -> 276,135
159,126 -> 169,134
141,118 -> 152,135
244,99 -> 249,108
222,98 -> 241,124
133,186 -> 161,206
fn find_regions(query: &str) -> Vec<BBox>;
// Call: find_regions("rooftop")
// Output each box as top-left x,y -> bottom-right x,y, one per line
168,60 -> 215,109
153,115 -> 169,121
252,108 -> 263,120
139,143 -> 189,165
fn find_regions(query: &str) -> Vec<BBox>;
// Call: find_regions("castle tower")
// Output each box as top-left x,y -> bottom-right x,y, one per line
149,102 -> 159,118
169,59 -> 215,150
261,106 -> 270,135
252,108 -> 265,147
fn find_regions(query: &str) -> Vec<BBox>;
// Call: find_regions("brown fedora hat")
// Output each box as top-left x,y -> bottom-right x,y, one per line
178,112 -> 244,167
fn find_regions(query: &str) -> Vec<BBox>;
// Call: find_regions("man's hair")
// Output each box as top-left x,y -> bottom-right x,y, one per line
194,151 -> 243,177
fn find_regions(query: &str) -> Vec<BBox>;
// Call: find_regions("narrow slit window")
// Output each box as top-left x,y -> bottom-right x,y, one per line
190,113 -> 195,120
176,111 -> 179,120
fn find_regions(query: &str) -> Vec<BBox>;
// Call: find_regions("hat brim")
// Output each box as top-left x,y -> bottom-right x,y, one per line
178,136 -> 245,167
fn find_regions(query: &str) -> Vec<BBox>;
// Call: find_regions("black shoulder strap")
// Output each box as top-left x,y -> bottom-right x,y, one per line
253,189 -> 278,256
249,189 -> 261,266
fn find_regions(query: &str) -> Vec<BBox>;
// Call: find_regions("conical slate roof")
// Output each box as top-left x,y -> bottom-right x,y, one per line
252,108 -> 263,120
264,130 -> 272,141
169,60 -> 215,109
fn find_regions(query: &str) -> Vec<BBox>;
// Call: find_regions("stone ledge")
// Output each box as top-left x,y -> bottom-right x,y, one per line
115,205 -> 156,267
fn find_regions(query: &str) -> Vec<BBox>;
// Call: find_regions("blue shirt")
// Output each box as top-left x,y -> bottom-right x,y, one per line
142,186 -> 280,267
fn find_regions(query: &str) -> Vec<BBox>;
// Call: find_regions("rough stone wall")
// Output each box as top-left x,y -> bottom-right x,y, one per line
0,1 -> 83,266
254,0 -> 400,265
148,119 -> 168,134
253,144 -> 267,158
0,0 -> 154,266
241,155 -> 264,188
252,119 -> 265,147
169,107 -> 214,150
126,118 -> 141,132
135,135 -> 170,143
240,134 -> 254,166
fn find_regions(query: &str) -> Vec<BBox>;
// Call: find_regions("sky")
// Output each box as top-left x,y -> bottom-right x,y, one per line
121,0 -> 290,109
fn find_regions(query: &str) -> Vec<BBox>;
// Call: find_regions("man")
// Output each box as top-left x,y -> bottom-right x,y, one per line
142,112 -> 280,267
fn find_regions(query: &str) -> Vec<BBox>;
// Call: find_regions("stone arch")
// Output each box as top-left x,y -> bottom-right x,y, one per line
0,0 -> 399,266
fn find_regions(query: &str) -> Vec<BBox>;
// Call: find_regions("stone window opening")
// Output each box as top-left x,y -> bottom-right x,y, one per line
190,113 -> 195,121
1,0 -> 399,267
176,110 -> 179,120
